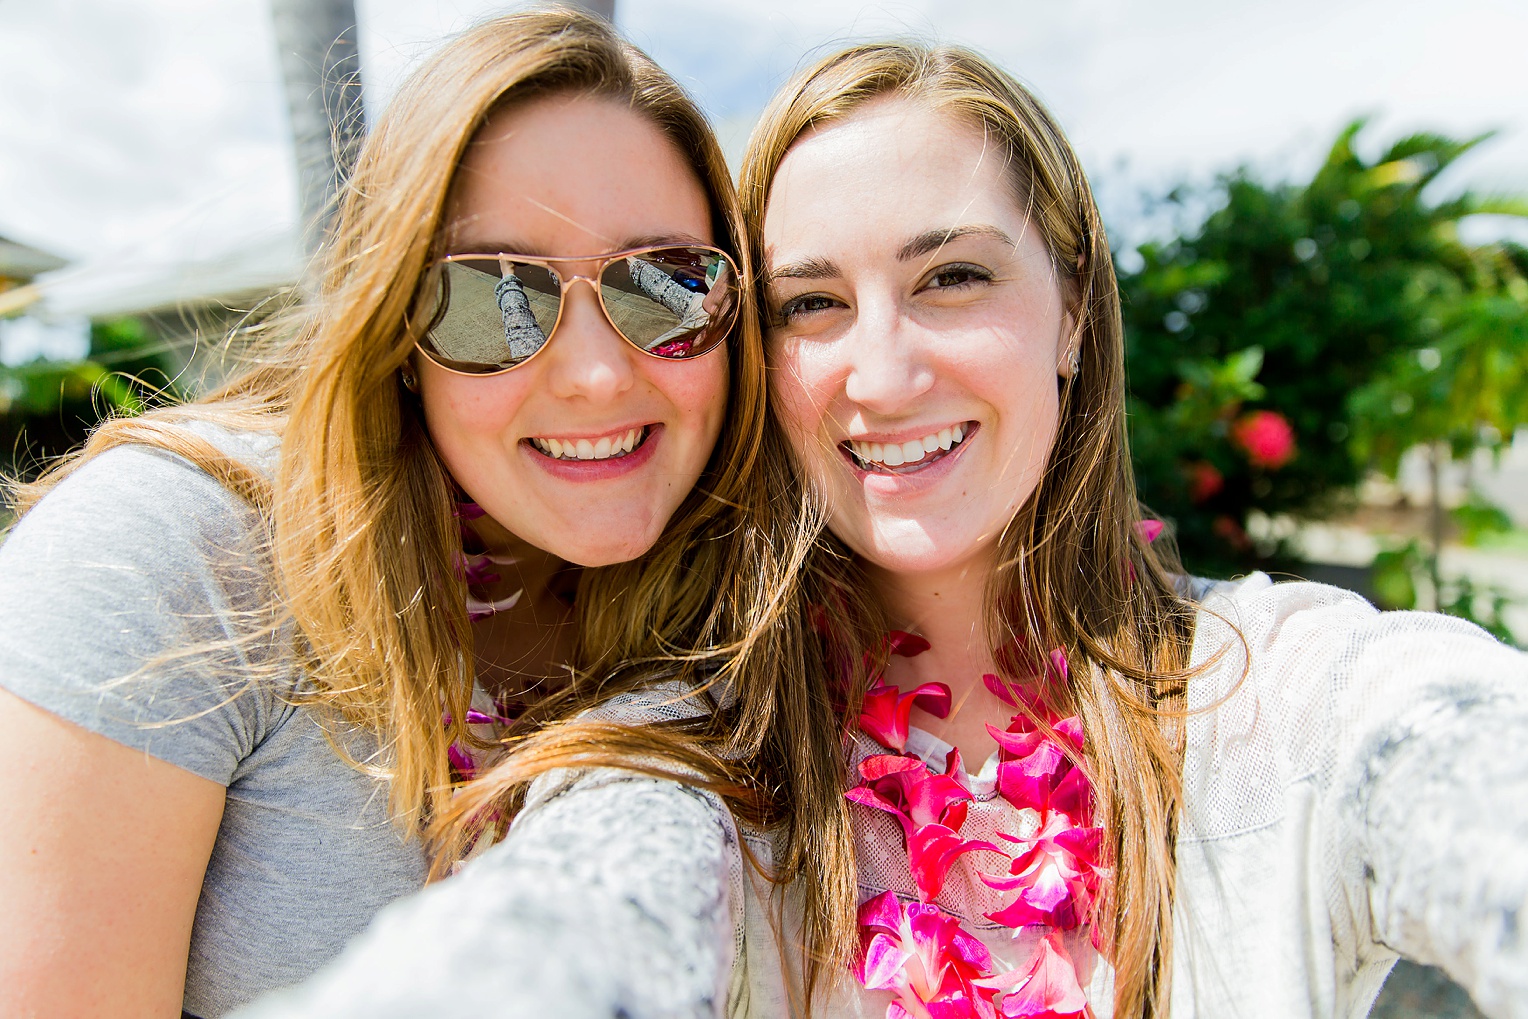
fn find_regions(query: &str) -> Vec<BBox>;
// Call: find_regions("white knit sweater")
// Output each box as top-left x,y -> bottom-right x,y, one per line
232,575 -> 1528,1019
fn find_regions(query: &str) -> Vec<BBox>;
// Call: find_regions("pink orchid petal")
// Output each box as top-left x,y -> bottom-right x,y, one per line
1047,648 -> 1069,684
858,890 -> 906,934
1050,767 -> 1094,825
860,683 -> 913,752
907,774 -> 974,829
446,743 -> 477,779
1053,716 -> 1084,752
944,748 -> 970,793
910,682 -> 953,720
861,754 -> 927,781
862,932 -> 915,990
983,673 -> 1018,706
1052,826 -> 1103,865
1135,519 -> 1164,544
909,823 -> 1005,901
997,935 -> 1088,1018
466,589 -> 522,621
454,500 -> 486,519
986,723 -> 1046,758
885,630 -> 932,657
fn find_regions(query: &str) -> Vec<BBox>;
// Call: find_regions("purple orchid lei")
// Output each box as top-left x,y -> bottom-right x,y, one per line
444,499 -> 524,780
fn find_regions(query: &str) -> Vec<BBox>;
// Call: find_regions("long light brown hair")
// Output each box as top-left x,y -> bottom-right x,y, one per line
7,7 -> 770,837
735,44 -> 1199,1016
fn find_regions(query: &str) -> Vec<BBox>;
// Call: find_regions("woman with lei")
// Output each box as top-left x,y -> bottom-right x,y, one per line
227,39 -> 1528,1019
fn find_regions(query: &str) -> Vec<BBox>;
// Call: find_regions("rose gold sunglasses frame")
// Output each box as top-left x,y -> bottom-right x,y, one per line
415,243 -> 740,377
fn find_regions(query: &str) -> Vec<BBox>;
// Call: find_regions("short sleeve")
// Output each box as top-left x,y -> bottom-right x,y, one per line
0,442 -> 291,785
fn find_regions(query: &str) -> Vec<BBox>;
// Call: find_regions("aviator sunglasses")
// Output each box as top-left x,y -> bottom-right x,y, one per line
415,243 -> 740,375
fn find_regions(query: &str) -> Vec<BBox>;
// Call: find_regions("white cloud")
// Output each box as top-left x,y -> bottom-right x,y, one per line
0,0 -> 294,260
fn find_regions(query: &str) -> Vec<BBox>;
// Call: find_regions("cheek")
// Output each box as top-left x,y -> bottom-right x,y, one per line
768,338 -> 837,446
654,353 -> 729,444
418,371 -> 530,457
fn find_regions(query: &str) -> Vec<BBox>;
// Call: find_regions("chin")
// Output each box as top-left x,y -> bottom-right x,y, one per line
553,532 -> 661,569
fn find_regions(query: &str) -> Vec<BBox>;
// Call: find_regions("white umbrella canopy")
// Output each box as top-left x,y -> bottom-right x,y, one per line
22,230 -> 304,323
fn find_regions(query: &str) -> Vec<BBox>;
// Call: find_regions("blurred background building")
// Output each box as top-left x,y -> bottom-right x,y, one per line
0,4 -> 1523,1011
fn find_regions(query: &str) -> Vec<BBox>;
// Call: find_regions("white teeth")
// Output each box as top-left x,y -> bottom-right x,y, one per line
532,427 -> 647,461
847,424 -> 969,470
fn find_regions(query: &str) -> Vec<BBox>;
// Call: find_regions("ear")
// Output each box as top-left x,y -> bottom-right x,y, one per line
1056,310 -> 1080,379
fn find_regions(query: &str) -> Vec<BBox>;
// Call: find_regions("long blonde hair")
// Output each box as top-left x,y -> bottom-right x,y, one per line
8,8 -> 768,837
736,44 -> 1198,1016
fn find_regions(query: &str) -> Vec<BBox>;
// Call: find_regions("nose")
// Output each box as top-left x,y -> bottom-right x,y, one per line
539,276 -> 637,402
841,294 -> 935,415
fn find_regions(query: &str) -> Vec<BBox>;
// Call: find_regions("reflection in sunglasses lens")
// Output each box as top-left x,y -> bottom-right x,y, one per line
424,247 -> 735,374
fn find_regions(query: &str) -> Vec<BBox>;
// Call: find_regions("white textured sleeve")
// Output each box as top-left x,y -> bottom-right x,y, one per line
229,768 -> 740,1019
1333,617 -> 1528,1017
1194,576 -> 1528,1017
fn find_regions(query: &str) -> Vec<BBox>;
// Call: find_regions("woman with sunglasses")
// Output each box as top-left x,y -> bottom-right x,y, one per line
231,38 -> 1528,1019
0,10 -> 762,1018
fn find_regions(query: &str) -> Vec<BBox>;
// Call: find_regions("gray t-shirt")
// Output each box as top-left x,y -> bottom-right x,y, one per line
0,429 -> 429,1017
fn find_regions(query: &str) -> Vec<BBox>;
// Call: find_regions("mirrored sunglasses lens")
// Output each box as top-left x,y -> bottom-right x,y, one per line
600,248 -> 735,359
423,260 -> 562,372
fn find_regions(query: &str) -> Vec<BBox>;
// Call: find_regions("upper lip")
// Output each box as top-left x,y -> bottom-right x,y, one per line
841,421 -> 973,444
527,422 -> 654,441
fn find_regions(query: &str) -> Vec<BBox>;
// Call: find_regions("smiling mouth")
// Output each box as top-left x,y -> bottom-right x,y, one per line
528,426 -> 651,462
842,422 -> 974,474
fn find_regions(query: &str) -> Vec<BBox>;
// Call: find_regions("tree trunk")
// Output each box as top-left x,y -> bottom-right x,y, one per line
271,0 -> 365,256
1429,440 -> 1447,610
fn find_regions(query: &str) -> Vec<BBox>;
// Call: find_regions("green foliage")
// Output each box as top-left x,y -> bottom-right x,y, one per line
1452,496 -> 1515,547
1121,118 -> 1528,577
0,317 -> 176,480
1369,538 -> 1520,646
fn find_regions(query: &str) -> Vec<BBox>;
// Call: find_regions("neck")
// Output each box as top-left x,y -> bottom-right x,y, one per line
868,553 -> 1018,768
463,516 -> 579,706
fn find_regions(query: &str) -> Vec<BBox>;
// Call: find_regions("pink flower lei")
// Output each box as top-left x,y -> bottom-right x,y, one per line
846,632 -> 1109,1019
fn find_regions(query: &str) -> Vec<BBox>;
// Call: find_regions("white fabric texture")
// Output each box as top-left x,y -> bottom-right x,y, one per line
230,575 -> 1528,1018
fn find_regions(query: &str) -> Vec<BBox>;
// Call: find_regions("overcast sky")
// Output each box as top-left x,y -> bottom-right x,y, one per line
2,0 -> 1525,266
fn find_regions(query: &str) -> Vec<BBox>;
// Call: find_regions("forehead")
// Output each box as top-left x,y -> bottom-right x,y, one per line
446,92 -> 712,254
763,99 -> 1030,257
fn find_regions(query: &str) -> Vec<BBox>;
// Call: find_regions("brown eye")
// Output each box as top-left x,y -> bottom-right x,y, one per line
775,294 -> 839,324
926,264 -> 993,290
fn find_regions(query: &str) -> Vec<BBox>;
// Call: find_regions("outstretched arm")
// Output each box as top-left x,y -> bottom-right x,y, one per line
232,769 -> 740,1019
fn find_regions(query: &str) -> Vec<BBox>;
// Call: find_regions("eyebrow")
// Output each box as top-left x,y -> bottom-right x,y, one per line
896,225 -> 1017,261
762,256 -> 841,286
764,224 -> 1019,285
